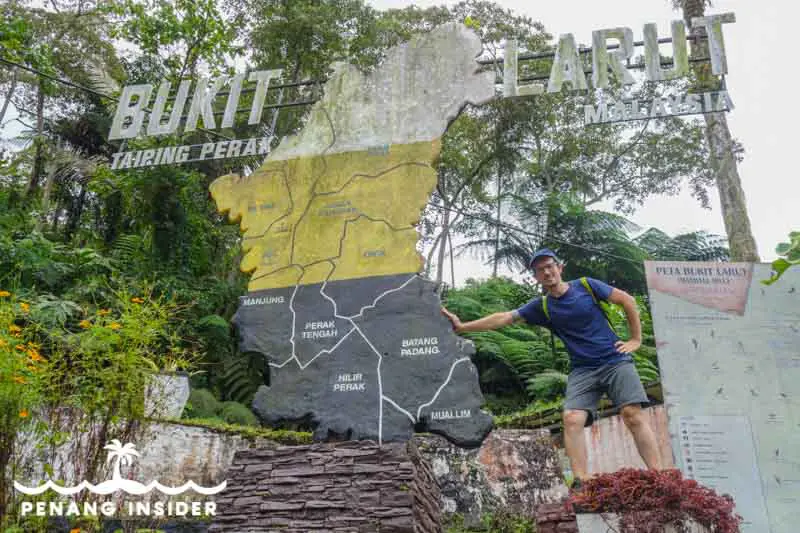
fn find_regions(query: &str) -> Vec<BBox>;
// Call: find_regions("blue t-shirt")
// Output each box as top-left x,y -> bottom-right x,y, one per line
515,278 -> 629,369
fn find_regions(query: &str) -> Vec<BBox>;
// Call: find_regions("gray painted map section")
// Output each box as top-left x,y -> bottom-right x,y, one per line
237,274 -> 493,447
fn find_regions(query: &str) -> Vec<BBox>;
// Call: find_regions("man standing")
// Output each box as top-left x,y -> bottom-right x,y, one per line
441,248 -> 662,487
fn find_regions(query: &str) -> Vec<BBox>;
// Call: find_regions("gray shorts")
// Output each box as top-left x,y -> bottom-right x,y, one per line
565,359 -> 649,426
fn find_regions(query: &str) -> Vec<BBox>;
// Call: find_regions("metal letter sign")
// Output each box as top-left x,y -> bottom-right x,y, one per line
108,69 -> 283,169
502,12 -> 736,126
106,12 -> 737,169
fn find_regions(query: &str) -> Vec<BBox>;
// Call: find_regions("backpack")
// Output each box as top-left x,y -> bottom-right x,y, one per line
541,277 -> 615,334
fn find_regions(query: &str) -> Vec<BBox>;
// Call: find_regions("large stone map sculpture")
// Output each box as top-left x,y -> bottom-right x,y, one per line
210,23 -> 495,447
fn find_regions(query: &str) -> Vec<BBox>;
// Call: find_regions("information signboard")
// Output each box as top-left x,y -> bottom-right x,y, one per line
646,261 -> 800,533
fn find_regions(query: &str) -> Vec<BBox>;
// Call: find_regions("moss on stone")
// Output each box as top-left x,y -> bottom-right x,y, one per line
162,417 -> 313,444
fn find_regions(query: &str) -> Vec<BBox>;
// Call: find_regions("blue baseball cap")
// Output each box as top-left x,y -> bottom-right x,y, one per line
528,248 -> 560,268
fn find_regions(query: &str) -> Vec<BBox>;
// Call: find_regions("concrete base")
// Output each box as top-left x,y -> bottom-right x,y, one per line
144,372 -> 190,418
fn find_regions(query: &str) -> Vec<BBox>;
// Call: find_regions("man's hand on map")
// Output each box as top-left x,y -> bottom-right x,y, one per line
441,307 -> 463,333
615,338 -> 642,354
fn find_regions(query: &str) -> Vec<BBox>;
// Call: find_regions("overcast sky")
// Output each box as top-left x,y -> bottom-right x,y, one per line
369,0 -> 798,285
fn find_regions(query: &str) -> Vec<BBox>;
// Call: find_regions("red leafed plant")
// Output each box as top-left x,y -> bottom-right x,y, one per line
566,468 -> 743,533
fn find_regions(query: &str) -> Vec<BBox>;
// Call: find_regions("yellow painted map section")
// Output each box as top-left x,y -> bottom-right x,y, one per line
210,140 -> 441,291
331,218 -> 422,281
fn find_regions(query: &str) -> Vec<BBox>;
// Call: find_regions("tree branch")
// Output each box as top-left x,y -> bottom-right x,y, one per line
587,119 -> 651,204
15,117 -> 36,130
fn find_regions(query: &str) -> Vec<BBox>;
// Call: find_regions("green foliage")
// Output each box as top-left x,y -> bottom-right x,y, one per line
220,351 -> 265,404
0,283 -> 199,527
0,291 -> 47,476
184,388 -> 222,419
184,389 -> 259,426
635,228 -> 730,262
527,370 -> 568,399
762,231 -> 800,285
460,193 -> 730,295
445,511 -> 537,533
28,293 -> 83,327
107,0 -> 238,76
219,401 -> 259,426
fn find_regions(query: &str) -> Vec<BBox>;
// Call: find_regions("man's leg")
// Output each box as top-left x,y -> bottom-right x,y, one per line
563,367 -> 603,481
563,409 -> 590,480
605,360 -> 662,470
620,403 -> 663,470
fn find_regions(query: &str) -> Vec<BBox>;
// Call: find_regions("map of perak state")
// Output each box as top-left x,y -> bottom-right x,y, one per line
210,23 -> 495,446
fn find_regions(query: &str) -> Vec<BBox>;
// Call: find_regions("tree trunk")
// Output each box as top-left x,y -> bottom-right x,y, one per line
425,230 -> 443,279
435,200 -> 450,285
65,184 -> 87,242
27,80 -> 46,198
682,0 -> 759,261
0,74 -> 17,126
493,172 -> 501,278
448,228 -> 456,288
703,112 -> 759,260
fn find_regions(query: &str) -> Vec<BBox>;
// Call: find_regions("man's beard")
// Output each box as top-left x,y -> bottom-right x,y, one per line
542,279 -> 559,290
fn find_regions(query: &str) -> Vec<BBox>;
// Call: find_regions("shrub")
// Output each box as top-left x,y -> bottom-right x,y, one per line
219,401 -> 259,426
567,468 -> 742,533
184,388 -> 222,418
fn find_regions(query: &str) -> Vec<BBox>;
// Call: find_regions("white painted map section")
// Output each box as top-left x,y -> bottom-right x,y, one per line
646,262 -> 800,533
268,23 -> 495,160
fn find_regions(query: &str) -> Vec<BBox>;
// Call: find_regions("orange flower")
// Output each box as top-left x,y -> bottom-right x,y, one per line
108,322 -> 122,330
98,309 -> 111,316
28,348 -> 45,362
78,319 -> 91,329
0,290 -> 10,297
20,302 -> 30,313
131,297 -> 144,304
13,376 -> 26,384
19,409 -> 28,418
8,325 -> 21,333
15,344 -> 25,351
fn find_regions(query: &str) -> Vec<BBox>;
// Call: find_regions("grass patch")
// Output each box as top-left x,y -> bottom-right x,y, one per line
493,399 -> 564,429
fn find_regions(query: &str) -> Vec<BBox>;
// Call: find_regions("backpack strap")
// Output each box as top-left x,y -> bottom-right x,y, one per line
580,276 -> 601,305
542,295 -> 550,321
580,276 -> 615,333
